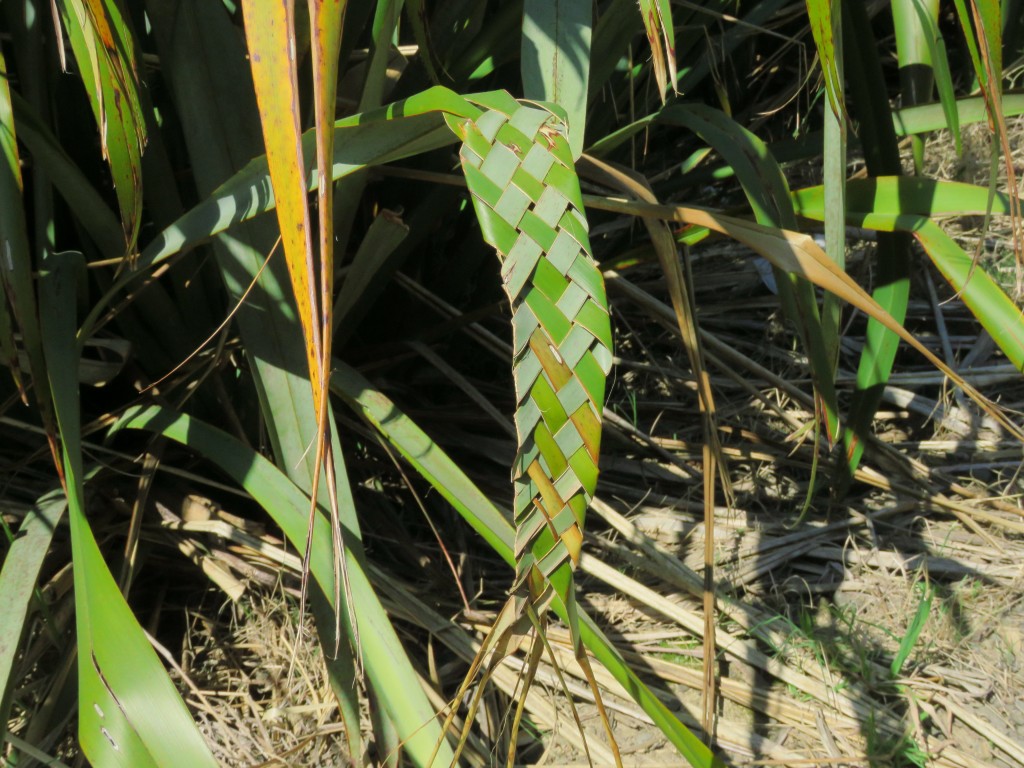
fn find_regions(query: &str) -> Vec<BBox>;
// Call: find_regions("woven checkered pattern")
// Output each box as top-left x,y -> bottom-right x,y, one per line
453,98 -> 613,610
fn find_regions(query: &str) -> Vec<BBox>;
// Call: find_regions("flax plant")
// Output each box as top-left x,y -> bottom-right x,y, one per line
1,2 -> 1022,766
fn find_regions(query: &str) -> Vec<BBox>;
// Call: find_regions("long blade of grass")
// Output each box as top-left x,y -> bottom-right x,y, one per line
239,0 -> 322,422
793,176 -> 1019,218
892,92 -> 1024,134
310,0 -> 347,319
111,405 -> 457,768
40,254 -> 216,768
578,152 -> 726,737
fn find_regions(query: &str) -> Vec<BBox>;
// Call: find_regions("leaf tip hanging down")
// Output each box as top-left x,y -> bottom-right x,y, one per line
640,0 -> 678,102
53,0 -> 148,254
805,0 -> 847,125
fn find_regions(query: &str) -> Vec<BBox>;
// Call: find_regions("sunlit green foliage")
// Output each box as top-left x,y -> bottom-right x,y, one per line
1,1 -> 1021,766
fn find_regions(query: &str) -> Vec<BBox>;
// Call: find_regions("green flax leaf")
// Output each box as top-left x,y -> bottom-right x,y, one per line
521,0 -> 592,160
40,254 -> 216,768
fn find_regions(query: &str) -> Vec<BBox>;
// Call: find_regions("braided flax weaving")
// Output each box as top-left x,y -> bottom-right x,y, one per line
438,92 -> 619,765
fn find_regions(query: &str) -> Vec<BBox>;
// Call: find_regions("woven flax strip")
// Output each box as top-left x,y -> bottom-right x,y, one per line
452,96 -> 613,613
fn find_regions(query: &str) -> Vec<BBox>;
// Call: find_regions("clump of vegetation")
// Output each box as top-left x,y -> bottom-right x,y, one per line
2,2 -> 1023,766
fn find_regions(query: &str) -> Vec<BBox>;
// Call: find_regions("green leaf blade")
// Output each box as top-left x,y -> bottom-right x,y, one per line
521,0 -> 592,159
39,254 -> 216,768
